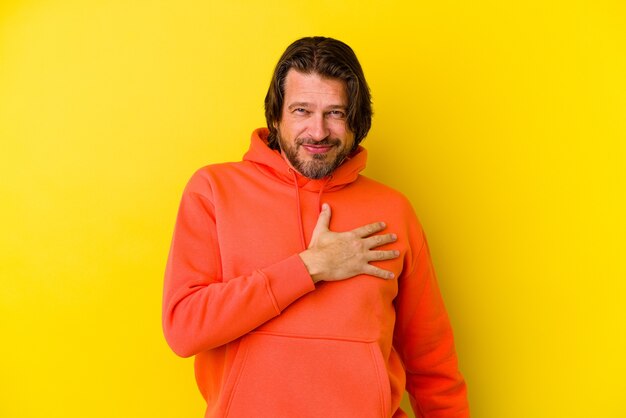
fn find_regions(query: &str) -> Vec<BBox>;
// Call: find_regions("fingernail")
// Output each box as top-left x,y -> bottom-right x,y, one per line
394,250 -> 400,256
380,222 -> 386,228
391,234 -> 397,240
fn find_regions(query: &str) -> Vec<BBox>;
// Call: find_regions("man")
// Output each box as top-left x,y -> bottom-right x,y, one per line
163,36 -> 469,417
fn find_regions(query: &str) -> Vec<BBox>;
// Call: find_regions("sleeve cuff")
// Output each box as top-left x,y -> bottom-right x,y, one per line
261,254 -> 316,312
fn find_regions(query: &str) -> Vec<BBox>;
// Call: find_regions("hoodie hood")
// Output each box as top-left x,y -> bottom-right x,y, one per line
243,128 -> 367,192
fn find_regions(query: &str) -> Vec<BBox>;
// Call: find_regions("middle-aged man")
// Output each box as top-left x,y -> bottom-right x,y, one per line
163,36 -> 469,417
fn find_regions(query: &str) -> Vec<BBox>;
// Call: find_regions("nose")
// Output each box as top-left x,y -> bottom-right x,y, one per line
307,113 -> 330,142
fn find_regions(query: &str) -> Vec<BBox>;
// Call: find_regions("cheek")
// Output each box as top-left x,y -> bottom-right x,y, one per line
329,121 -> 353,142
326,122 -> 343,135
280,118 -> 306,137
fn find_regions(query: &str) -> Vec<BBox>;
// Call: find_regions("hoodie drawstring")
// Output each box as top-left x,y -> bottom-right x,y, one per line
289,168 -> 307,250
317,176 -> 331,212
288,170 -> 333,250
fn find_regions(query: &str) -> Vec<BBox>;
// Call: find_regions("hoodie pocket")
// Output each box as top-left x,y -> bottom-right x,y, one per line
221,332 -> 391,418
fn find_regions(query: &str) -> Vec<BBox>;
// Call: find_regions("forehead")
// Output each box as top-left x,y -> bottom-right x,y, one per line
283,69 -> 348,105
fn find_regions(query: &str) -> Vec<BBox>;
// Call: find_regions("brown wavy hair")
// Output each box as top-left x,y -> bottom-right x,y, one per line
264,37 -> 372,151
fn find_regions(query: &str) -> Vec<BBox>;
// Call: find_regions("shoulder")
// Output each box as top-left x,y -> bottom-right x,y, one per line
183,161 -> 253,195
354,175 -> 426,237
355,175 -> 416,211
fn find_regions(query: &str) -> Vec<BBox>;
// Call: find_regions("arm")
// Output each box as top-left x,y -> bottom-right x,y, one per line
162,175 -> 316,358
393,219 -> 470,417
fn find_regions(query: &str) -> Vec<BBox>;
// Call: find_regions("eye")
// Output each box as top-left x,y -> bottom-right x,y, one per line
328,110 -> 346,119
293,108 -> 308,115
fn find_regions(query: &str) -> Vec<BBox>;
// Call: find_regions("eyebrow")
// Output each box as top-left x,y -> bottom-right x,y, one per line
287,102 -> 347,111
287,102 -> 310,110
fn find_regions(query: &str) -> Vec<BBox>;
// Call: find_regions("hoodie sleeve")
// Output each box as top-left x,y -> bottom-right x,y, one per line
162,170 -> 315,358
393,211 -> 470,417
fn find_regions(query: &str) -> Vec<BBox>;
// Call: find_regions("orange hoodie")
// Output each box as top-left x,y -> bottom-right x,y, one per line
163,128 -> 469,417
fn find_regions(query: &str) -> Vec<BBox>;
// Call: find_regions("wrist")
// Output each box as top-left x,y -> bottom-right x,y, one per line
298,250 -> 323,283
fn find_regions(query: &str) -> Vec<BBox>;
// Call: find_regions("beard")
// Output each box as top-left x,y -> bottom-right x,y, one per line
278,132 -> 352,180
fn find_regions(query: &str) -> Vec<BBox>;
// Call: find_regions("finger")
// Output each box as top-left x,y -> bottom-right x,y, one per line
311,203 -> 332,237
351,221 -> 387,238
362,233 -> 397,249
362,264 -> 396,280
366,249 -> 400,262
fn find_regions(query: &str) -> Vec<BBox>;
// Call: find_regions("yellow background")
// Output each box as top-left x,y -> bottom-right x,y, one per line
1,0 -> 625,417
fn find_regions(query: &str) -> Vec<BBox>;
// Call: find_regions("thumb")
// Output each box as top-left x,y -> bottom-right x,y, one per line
309,203 -> 331,245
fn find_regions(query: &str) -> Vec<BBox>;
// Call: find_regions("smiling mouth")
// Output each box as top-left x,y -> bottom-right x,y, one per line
301,144 -> 336,155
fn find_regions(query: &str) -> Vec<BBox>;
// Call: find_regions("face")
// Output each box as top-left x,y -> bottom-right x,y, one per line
276,69 -> 355,180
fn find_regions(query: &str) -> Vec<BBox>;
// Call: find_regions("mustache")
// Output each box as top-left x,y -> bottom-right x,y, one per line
296,138 -> 341,146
